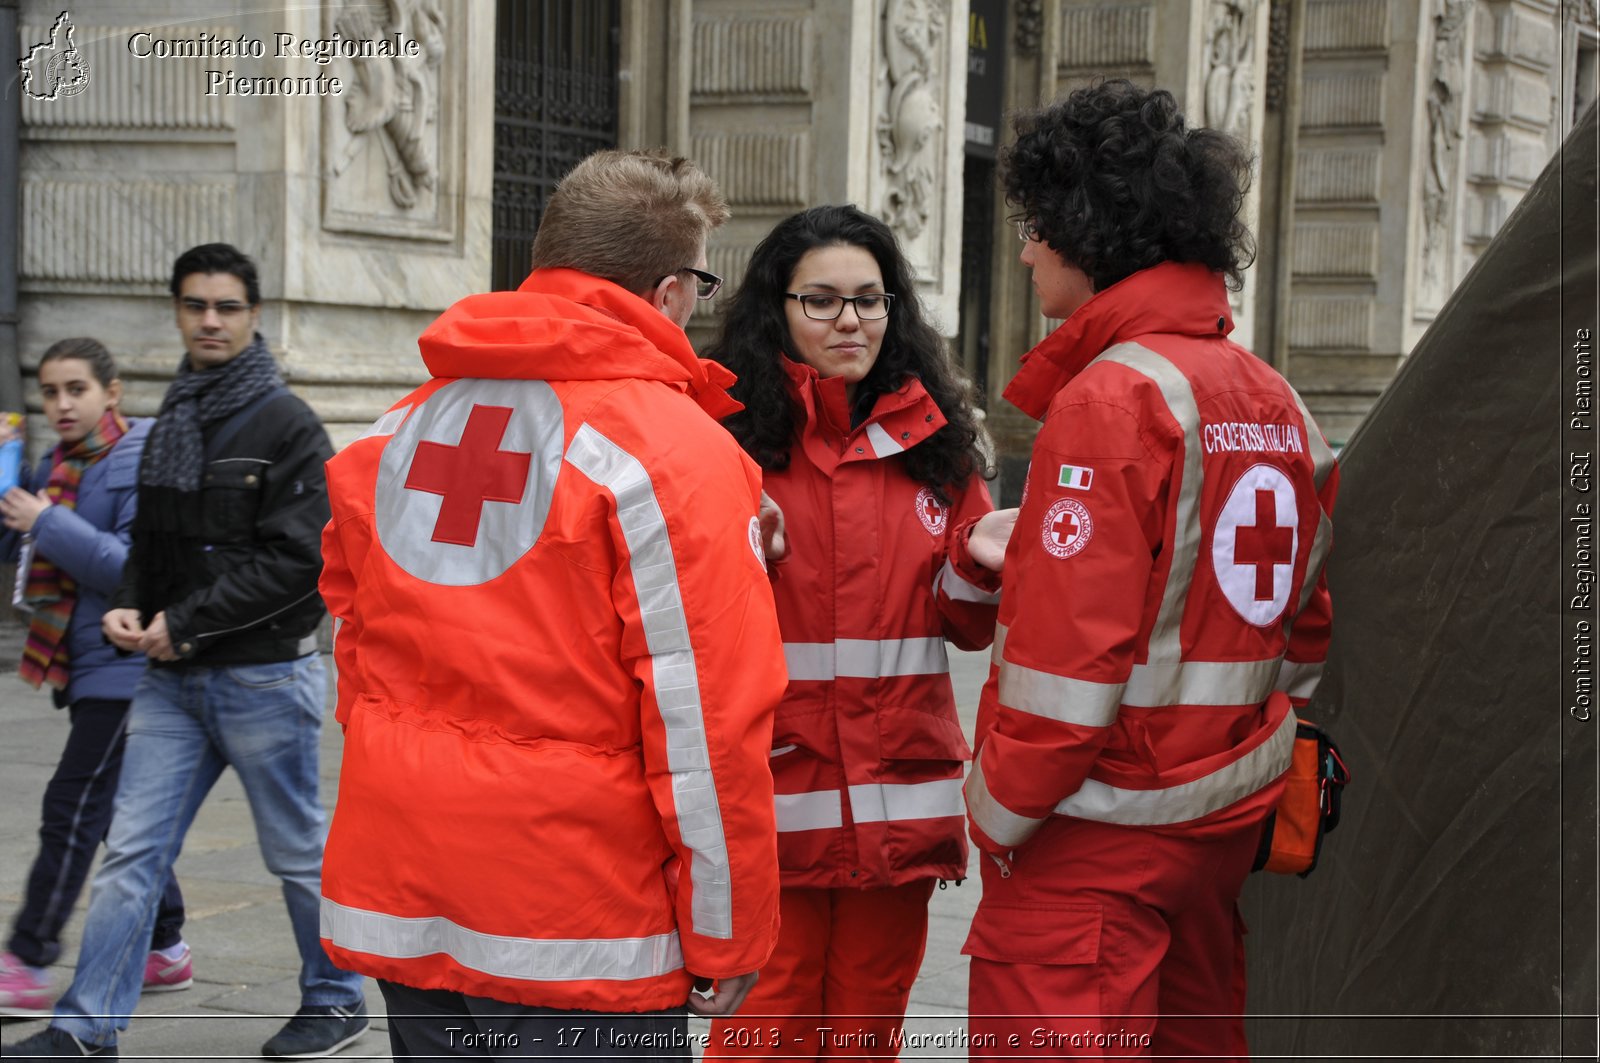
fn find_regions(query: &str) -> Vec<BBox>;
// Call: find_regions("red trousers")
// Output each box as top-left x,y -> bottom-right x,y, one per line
708,880 -> 936,1061
965,818 -> 1259,1062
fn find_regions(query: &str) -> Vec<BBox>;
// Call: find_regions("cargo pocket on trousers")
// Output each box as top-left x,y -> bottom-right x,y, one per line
963,903 -> 1103,965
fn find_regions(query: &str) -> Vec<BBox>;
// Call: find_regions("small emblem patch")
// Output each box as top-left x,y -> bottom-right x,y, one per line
1042,498 -> 1093,559
915,486 -> 947,536
748,515 -> 766,570
1057,464 -> 1094,491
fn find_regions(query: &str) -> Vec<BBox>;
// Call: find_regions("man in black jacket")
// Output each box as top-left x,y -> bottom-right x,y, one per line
5,244 -> 368,1062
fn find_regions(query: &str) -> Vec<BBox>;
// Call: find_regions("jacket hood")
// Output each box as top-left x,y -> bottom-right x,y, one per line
1004,262 -> 1234,421
418,268 -> 742,419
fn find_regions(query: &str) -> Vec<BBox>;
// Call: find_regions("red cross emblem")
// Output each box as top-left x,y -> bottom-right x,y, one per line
915,486 -> 948,535
1233,489 -> 1295,600
1041,498 -> 1092,558
403,404 -> 531,547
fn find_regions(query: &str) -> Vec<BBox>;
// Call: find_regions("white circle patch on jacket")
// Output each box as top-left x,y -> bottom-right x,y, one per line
1211,463 -> 1300,626
376,378 -> 565,586
915,486 -> 947,536
1041,497 -> 1092,559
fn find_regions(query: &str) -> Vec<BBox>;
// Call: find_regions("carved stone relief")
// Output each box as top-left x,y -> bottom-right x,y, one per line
1203,0 -> 1260,140
1421,0 -> 1472,308
322,0 -> 454,240
877,0 -> 947,244
1265,0 -> 1291,111
1014,0 -> 1044,55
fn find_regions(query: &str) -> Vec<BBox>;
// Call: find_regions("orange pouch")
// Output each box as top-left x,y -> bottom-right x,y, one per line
1252,720 -> 1351,877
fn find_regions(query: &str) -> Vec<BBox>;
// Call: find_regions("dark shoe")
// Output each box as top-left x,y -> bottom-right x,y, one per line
2,1025 -> 119,1058
260,1000 -> 369,1060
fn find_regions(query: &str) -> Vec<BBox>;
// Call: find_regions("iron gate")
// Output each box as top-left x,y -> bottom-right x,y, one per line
492,0 -> 621,291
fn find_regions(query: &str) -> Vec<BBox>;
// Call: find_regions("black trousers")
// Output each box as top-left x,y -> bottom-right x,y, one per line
378,979 -> 691,1061
8,697 -> 185,967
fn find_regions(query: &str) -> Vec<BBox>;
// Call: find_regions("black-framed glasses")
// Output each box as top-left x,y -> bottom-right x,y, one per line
785,292 -> 896,321
653,267 -> 722,300
1015,217 -> 1042,242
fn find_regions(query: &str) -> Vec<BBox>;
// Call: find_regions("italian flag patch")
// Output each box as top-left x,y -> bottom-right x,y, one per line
1057,464 -> 1094,491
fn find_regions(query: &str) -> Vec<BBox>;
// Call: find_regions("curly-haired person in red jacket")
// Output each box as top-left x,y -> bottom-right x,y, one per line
703,205 -> 1016,1061
963,81 -> 1337,1060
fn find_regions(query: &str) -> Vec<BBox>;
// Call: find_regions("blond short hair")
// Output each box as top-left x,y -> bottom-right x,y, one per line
530,149 -> 730,296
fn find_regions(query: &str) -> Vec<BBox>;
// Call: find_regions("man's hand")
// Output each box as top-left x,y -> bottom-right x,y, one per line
0,488 -> 51,533
686,971 -> 759,1017
968,507 -> 1019,571
758,490 -> 788,561
103,608 -> 146,652
138,611 -> 178,662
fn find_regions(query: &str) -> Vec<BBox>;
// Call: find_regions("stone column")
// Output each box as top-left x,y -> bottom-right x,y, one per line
15,1 -> 493,449
664,0 -> 969,348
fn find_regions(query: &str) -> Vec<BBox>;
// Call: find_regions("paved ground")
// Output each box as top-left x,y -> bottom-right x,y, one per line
0,633 -> 992,1061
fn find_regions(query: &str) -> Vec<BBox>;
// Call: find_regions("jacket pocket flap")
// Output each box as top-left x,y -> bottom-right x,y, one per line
963,903 -> 1102,965
878,705 -> 971,762
203,460 -> 267,490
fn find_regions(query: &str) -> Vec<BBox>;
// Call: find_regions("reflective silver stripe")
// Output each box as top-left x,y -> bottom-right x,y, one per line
565,424 -> 731,940
320,898 -> 683,982
1275,659 -> 1324,701
937,558 -> 1001,605
1122,657 -> 1282,708
769,744 -> 798,758
782,638 -> 950,680
990,622 -> 1008,667
1054,708 -> 1297,826
964,758 -> 1045,848
1287,385 -> 1337,491
997,658 -> 1122,726
849,778 -> 965,823
774,790 -> 843,832
1295,507 -> 1333,618
356,404 -> 412,442
1093,344 -> 1204,668
865,422 -> 905,456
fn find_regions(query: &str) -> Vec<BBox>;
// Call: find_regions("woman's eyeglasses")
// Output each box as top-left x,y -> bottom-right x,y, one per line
785,293 -> 896,321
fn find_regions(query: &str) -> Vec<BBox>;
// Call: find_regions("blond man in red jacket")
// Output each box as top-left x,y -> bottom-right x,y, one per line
964,82 -> 1337,1059
318,150 -> 788,1059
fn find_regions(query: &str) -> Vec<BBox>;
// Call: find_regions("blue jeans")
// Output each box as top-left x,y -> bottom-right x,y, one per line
52,656 -> 364,1046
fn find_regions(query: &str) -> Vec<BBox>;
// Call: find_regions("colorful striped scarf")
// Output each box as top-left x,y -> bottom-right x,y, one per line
19,409 -> 129,689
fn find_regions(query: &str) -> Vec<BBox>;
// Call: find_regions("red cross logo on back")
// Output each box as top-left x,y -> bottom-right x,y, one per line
1233,489 -> 1294,600
403,404 -> 531,546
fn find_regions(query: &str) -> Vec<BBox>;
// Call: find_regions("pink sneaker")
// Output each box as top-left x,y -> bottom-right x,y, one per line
0,949 -> 53,1017
142,942 -> 193,993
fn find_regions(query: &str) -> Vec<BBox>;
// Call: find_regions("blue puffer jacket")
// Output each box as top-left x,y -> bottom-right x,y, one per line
1,419 -> 150,704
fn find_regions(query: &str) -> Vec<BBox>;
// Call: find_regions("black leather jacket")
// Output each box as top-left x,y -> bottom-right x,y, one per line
113,389 -> 333,666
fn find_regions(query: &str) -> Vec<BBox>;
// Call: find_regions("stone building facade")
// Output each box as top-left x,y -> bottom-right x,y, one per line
2,0 -> 1596,483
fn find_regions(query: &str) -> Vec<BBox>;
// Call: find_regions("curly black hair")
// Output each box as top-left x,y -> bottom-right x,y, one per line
704,205 -> 987,503
1003,79 -> 1255,292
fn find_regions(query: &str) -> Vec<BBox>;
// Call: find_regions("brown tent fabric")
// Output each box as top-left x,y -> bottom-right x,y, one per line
1242,102 -> 1598,1059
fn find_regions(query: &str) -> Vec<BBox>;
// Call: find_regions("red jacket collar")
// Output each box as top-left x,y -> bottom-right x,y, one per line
417,268 -> 742,420
1003,262 -> 1234,421
780,356 -> 947,468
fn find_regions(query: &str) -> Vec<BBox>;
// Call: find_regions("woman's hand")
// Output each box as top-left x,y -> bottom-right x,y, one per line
968,508 -> 1019,571
0,487 -> 51,533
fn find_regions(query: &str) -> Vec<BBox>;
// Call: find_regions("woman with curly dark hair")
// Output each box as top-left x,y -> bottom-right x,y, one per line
963,81 -> 1337,1059
704,205 -> 1014,1061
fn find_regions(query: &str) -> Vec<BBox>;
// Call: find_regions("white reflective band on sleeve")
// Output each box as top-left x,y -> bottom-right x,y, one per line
1287,385 -> 1337,491
355,404 -> 413,442
1294,508 -> 1333,619
1275,659 -> 1324,700
774,789 -> 844,832
1054,709 -> 1297,826
565,424 -> 731,940
782,638 -> 949,680
991,623 -> 1007,667
1121,657 -> 1282,708
320,898 -> 684,982
849,778 -> 965,823
1093,344 -> 1203,668
937,558 -> 1001,604
865,422 -> 905,456
997,659 -> 1122,726
964,758 -> 1045,848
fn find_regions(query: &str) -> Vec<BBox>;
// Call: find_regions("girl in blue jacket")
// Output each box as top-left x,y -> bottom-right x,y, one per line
0,339 -> 190,1017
